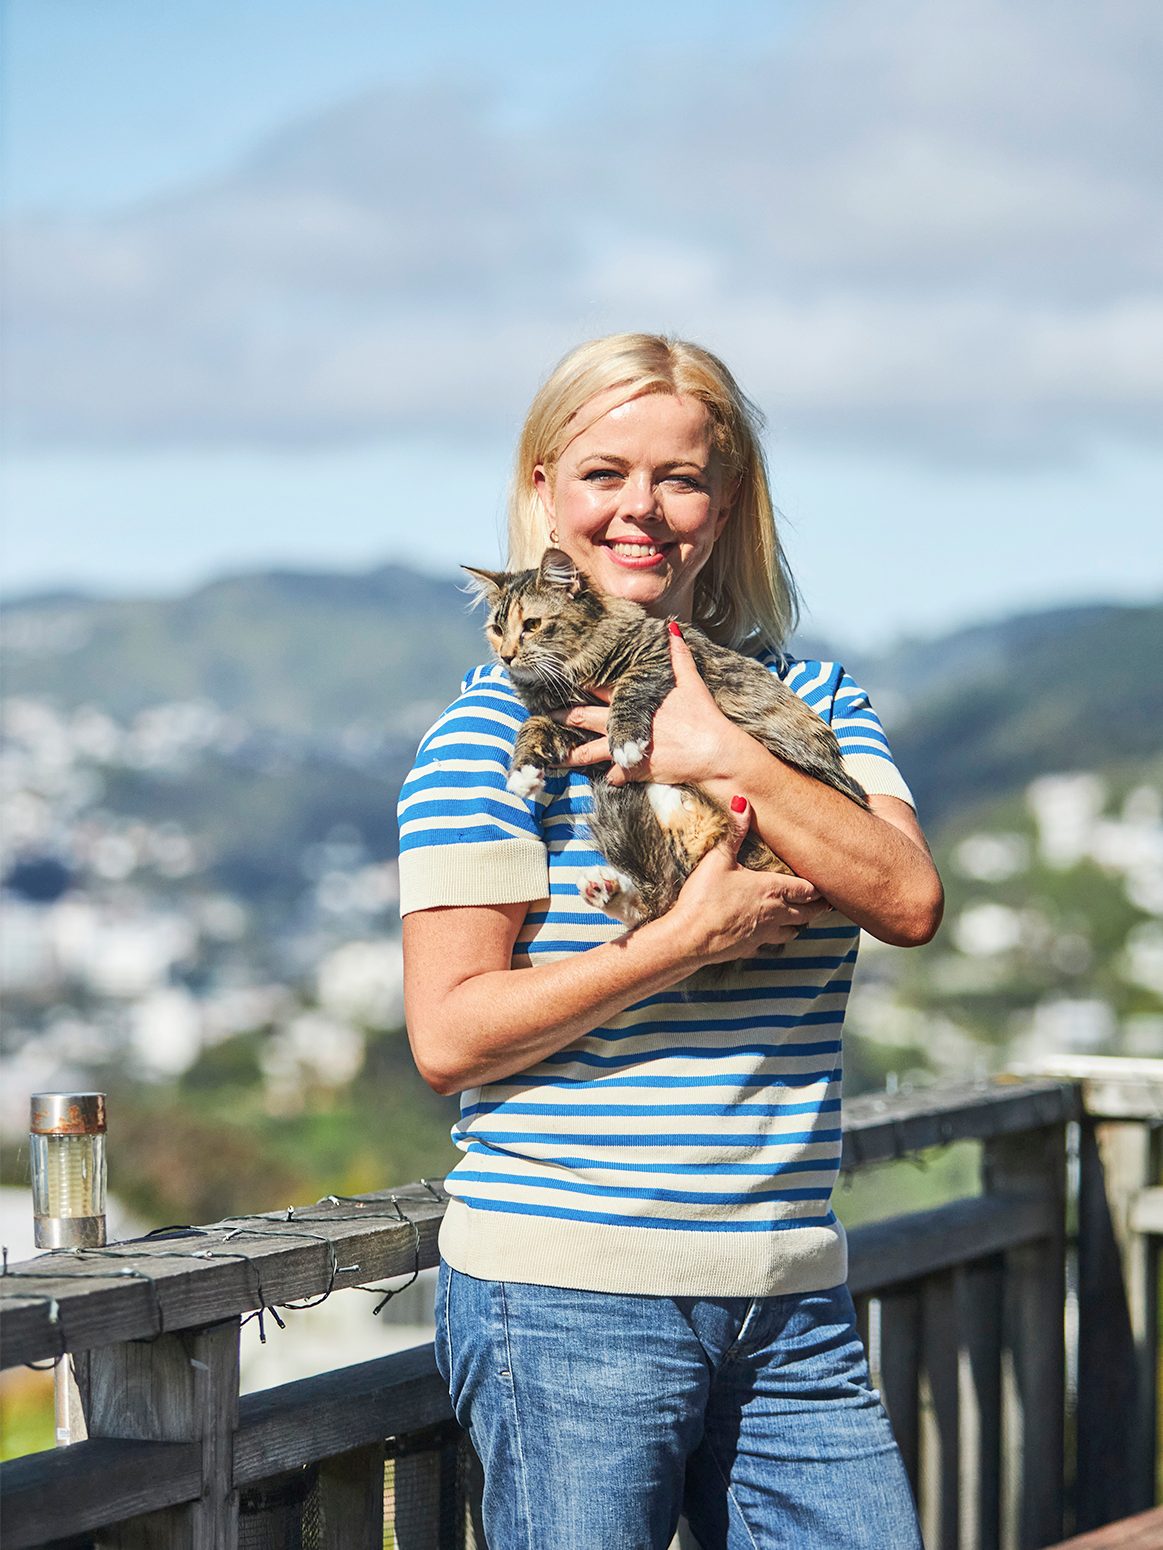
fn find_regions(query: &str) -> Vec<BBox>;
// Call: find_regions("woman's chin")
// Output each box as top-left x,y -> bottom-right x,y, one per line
593,562 -> 683,613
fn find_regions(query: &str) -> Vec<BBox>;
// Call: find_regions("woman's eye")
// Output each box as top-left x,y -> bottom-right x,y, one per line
666,475 -> 704,492
583,469 -> 621,484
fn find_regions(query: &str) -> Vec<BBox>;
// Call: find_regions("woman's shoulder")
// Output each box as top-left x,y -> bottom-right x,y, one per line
459,660 -> 523,699
750,649 -> 884,729
414,662 -> 528,756
754,647 -> 846,695
440,660 -> 528,717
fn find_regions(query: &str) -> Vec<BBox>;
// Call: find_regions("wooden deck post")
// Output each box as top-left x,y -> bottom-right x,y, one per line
985,1123 -> 1067,1550
317,1441 -> 385,1547
920,1271 -> 962,1550
80,1318 -> 241,1548
956,1258 -> 1004,1550
1076,1116 -> 1160,1530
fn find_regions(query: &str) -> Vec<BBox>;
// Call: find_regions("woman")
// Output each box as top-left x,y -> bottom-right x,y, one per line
399,334 -> 942,1548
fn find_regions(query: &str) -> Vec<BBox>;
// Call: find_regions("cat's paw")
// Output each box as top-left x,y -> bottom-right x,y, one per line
577,866 -> 646,925
611,739 -> 646,770
506,764 -> 545,799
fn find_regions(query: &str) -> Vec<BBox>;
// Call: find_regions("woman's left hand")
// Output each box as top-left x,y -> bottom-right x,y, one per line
554,627 -> 749,787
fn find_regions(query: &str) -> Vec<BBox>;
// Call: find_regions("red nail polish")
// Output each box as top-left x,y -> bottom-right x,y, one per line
731,795 -> 746,813
668,620 -> 683,638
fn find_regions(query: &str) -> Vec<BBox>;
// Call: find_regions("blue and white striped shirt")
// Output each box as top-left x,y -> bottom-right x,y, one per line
398,655 -> 912,1296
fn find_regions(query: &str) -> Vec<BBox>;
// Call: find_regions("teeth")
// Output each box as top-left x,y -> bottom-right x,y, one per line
610,543 -> 663,557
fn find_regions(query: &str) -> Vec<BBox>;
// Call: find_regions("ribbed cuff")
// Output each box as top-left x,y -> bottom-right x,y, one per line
843,754 -> 914,808
399,839 -> 549,915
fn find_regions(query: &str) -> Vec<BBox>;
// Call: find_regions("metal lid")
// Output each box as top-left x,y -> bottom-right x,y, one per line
30,1092 -> 107,1135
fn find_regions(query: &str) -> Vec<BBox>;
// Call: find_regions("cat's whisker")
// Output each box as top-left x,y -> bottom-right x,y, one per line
528,657 -> 575,702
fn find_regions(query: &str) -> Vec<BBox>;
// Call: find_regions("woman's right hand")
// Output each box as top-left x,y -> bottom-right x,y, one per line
667,797 -> 831,967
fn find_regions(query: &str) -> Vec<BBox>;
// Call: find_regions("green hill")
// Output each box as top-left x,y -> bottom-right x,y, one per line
2,564 -> 484,737
875,603 -> 1163,824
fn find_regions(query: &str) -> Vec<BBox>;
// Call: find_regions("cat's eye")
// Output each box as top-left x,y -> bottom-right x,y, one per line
521,618 -> 542,633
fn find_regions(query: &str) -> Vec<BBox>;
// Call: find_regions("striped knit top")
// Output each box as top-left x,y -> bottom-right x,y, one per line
397,653 -> 913,1297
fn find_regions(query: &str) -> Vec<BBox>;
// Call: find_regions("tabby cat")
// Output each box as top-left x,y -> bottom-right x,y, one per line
465,548 -> 868,926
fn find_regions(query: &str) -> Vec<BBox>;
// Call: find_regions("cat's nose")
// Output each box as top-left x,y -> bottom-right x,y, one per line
499,649 -> 516,664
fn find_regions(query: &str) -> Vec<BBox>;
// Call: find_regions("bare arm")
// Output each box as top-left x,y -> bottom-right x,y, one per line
562,631 -> 944,948
404,801 -> 830,1094
702,754 -> 943,946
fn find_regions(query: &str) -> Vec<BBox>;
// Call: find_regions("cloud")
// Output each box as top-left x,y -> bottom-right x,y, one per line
5,0 -> 1161,461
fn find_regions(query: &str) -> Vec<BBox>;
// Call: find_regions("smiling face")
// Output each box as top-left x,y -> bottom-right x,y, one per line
532,389 -> 733,621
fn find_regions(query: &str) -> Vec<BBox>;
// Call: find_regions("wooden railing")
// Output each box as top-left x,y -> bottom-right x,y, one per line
1,1063 -> 1159,1550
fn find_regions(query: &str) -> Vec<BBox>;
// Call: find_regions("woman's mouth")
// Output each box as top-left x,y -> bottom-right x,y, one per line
603,539 -> 672,568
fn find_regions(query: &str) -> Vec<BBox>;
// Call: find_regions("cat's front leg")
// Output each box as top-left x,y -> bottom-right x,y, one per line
605,664 -> 673,771
508,717 -> 593,798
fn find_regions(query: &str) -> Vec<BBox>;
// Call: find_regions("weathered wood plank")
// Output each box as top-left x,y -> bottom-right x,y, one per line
988,1126 -> 1066,1550
1,1346 -> 451,1549
1018,1057 -> 1163,1123
0,1438 -> 201,1550
1076,1119 -> 1159,1529
1129,1185 -> 1163,1236
234,1343 -> 451,1484
956,1258 -> 1003,1550
0,1185 -> 446,1368
879,1289 -> 921,1497
317,1442 -> 384,1549
842,1080 -> 1079,1170
83,1318 -> 241,1550
847,1193 -> 1056,1296
919,1272 -> 960,1550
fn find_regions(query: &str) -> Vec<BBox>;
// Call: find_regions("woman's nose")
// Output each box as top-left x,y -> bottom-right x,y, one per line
619,472 -> 658,518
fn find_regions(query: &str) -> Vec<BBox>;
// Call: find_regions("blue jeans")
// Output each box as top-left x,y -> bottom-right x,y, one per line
435,1261 -> 922,1549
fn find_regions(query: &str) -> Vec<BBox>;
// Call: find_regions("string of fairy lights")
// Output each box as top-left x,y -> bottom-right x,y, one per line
1,1181 -> 449,1370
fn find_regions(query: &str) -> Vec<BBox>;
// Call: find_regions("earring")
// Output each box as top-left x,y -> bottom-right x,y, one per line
549,529 -> 559,544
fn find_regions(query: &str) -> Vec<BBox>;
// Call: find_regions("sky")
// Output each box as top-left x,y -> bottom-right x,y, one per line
1,0 -> 1160,649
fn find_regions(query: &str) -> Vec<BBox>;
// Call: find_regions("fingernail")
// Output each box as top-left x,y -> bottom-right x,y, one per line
668,620 -> 683,638
730,795 -> 746,813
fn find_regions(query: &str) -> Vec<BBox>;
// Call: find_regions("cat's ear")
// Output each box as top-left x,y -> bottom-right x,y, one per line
461,565 -> 507,608
537,547 -> 586,596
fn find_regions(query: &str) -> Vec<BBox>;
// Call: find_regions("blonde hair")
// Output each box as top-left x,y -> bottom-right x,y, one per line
507,333 -> 799,652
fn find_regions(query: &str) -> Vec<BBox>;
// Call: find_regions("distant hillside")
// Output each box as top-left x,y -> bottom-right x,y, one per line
2,564 -> 484,738
4,564 -> 1160,822
872,603 -> 1163,824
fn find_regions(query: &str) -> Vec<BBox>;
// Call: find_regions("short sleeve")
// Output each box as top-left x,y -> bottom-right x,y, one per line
396,666 -> 550,915
775,657 -> 914,807
829,669 -> 915,807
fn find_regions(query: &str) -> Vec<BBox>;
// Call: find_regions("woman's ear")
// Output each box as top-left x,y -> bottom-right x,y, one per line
532,464 -> 554,519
